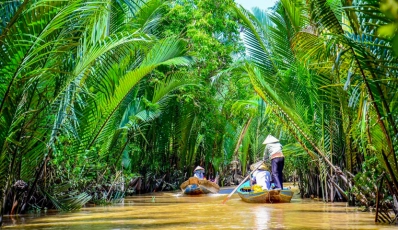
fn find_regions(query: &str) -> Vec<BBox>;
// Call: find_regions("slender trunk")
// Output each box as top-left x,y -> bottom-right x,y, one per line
381,151 -> 398,197
324,177 -> 328,202
330,168 -> 334,202
20,153 -> 51,213
329,176 -> 348,200
233,117 -> 253,156
375,176 -> 384,222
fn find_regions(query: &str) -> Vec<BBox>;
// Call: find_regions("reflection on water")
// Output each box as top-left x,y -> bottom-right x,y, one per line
254,206 -> 271,229
2,184 -> 396,230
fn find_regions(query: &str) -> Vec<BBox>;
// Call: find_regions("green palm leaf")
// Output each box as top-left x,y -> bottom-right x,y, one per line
83,37 -> 191,151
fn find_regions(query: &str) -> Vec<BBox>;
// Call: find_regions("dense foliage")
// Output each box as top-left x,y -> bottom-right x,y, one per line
233,0 -> 398,205
0,0 -> 397,225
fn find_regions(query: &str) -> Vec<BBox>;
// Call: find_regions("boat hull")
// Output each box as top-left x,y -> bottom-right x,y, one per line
183,184 -> 214,195
237,181 -> 293,203
180,177 -> 220,195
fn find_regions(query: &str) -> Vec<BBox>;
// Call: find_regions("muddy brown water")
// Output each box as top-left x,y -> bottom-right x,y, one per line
2,184 -> 397,229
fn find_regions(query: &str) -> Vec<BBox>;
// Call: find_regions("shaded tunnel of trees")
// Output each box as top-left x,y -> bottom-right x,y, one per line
1,0 -> 398,225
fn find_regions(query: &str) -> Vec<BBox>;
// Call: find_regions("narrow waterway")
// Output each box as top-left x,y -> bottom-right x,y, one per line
2,185 -> 396,229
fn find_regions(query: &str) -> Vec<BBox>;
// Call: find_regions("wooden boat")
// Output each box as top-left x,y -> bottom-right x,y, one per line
237,181 -> 294,203
180,177 -> 220,195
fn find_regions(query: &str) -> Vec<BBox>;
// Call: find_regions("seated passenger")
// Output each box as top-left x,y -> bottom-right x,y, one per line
251,163 -> 271,190
193,166 -> 205,179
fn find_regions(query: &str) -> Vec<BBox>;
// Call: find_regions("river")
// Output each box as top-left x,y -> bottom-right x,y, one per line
2,184 -> 396,229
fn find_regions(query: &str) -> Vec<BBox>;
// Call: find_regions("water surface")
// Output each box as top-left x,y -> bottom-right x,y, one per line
3,185 -> 396,229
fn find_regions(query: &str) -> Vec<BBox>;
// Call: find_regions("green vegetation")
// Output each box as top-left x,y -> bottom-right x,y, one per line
1,0 -> 397,225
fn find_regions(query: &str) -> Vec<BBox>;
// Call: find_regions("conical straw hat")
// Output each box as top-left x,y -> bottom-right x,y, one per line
194,166 -> 204,171
262,135 -> 279,144
250,161 -> 263,171
258,164 -> 268,170
250,162 -> 268,171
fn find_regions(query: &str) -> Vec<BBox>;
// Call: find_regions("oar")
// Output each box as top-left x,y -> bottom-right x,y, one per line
221,160 -> 263,204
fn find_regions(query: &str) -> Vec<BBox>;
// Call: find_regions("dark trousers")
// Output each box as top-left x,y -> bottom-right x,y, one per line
271,157 -> 284,189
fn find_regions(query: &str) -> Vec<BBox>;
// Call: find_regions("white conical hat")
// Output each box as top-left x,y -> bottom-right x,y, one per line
263,135 -> 279,144
194,166 -> 204,171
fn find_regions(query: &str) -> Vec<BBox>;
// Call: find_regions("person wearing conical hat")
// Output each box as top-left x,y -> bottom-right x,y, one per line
263,134 -> 284,190
251,163 -> 271,190
193,166 -> 205,179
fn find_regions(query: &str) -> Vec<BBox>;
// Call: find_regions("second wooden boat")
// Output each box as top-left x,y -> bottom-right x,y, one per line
180,177 -> 220,195
237,181 -> 294,203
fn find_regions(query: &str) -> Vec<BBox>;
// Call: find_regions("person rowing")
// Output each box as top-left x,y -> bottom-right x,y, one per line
263,135 -> 284,190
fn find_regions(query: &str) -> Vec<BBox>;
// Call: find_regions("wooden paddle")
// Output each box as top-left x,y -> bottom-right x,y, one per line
221,160 -> 264,204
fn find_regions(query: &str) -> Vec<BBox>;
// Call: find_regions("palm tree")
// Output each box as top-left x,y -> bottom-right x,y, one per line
233,0 -> 398,203
0,0 -> 190,219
